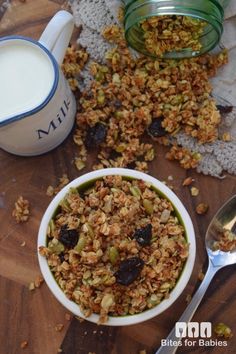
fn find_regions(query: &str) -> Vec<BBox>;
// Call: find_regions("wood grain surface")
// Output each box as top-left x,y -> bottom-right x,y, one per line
0,1 -> 236,354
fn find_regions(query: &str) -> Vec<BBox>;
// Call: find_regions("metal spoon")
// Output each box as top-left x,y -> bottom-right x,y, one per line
155,195 -> 236,354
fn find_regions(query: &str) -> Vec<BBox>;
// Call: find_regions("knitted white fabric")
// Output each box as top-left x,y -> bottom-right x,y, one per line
70,0 -> 117,60
79,26 -> 114,63
79,0 -> 115,32
104,0 -> 121,20
174,128 -> 236,177
70,0 -> 236,177
0,0 -> 11,15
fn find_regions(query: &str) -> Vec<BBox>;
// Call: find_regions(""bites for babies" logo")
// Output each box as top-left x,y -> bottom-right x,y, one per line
161,322 -> 228,348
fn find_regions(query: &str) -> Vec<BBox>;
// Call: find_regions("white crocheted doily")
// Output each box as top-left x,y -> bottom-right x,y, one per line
69,0 -> 236,177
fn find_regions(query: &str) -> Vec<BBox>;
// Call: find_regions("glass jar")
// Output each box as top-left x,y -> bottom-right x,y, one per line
123,0 -> 230,58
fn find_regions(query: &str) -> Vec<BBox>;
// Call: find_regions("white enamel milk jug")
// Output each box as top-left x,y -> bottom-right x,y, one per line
0,10 -> 76,156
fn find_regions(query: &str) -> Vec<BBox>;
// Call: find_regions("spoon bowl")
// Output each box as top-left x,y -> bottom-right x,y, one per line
206,195 -> 236,267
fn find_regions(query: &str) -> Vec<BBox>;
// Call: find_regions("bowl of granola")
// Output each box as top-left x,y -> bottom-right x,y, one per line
38,168 -> 196,325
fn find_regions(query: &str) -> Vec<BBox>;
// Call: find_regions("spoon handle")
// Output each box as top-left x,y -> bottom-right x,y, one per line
155,261 -> 219,354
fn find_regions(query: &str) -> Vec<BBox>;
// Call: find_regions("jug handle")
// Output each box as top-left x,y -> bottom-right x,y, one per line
39,10 -> 74,65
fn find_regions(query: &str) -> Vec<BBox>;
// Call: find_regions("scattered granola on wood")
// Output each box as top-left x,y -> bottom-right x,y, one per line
190,187 -> 199,197
55,324 -> 64,332
28,275 -> 44,291
62,46 -> 89,91
196,203 -> 209,215
12,196 -> 30,223
214,323 -> 233,339
46,174 -> 70,197
198,270 -> 205,281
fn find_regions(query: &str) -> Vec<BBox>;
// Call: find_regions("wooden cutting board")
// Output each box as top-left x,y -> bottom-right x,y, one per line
0,1 -> 236,354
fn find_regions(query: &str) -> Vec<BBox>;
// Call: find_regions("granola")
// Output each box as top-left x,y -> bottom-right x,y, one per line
212,229 -> 236,252
28,275 -> 44,291
55,324 -> 64,332
198,270 -> 205,281
214,322 -> 233,339
140,15 -> 206,57
73,26 -> 227,172
65,313 -> 72,321
62,46 -> 89,91
12,196 -> 30,223
166,147 -> 201,170
46,174 -> 70,197
39,176 -> 189,324
190,187 -> 199,197
196,203 -> 208,215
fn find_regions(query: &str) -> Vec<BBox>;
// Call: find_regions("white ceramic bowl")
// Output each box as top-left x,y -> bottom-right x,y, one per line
38,168 -> 196,326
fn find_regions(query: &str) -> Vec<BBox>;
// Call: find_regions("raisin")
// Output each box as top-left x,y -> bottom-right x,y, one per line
109,149 -> 122,160
59,224 -> 79,249
59,253 -> 65,263
113,99 -> 122,108
127,161 -> 136,169
216,105 -> 233,114
84,123 -> 107,149
147,118 -> 166,138
133,224 -> 152,246
115,257 -> 144,286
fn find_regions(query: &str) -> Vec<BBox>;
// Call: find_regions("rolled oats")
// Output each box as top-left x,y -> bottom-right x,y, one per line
28,275 -> 44,291
75,158 -> 86,171
198,270 -> 205,281
28,282 -> 35,291
190,187 -> 199,197
46,174 -> 70,197
34,275 -> 44,288
166,146 -> 201,169
212,229 -> 236,252
196,203 -> 208,215
65,313 -> 72,321
214,323 -> 233,339
62,46 -> 89,91
55,324 -> 64,332
12,196 -> 30,223
222,132 -> 231,142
